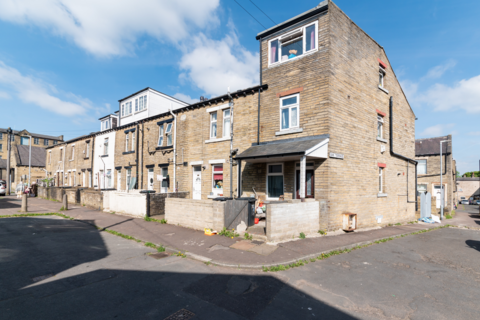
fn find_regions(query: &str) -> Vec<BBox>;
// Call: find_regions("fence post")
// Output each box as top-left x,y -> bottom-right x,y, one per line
63,194 -> 68,211
21,194 -> 28,212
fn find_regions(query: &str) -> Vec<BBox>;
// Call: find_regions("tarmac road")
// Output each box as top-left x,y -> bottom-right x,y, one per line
1,216 -> 479,319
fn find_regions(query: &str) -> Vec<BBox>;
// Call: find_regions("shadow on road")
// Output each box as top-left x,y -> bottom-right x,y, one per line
466,240 -> 480,253
0,216 -> 357,320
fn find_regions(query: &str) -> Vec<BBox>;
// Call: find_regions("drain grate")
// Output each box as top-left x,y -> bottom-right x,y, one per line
32,274 -> 54,283
149,252 -> 169,260
163,309 -> 195,320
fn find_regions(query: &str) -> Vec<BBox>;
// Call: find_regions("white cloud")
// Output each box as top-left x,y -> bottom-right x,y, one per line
422,60 -> 456,80
468,131 -> 480,136
0,61 -> 90,116
400,80 -> 418,102
419,123 -> 455,137
419,75 -> 480,113
0,0 -> 220,57
173,93 -> 197,104
179,33 -> 259,97
0,90 -> 10,99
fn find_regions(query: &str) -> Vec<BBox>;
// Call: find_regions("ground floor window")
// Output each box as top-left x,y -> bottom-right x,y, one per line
161,167 -> 168,193
417,184 -> 427,194
88,171 -> 92,188
117,170 -> 121,190
267,164 -> 283,199
126,169 -> 132,190
106,169 -> 112,188
379,168 -> 384,193
212,164 -> 223,196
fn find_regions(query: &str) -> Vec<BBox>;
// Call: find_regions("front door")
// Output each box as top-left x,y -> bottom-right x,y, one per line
99,170 -> 104,189
148,168 -> 154,191
193,166 -> 202,200
117,170 -> 121,190
434,185 -> 444,209
296,170 -> 314,199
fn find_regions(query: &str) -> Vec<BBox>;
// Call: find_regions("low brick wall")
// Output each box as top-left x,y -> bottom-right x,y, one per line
65,189 -> 77,204
149,192 -> 189,217
80,189 -> 104,210
38,187 -> 70,202
266,200 -> 319,242
165,198 -> 225,231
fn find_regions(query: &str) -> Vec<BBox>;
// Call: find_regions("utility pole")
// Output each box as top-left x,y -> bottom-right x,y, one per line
28,136 -> 32,188
440,139 -> 450,220
6,127 -> 12,195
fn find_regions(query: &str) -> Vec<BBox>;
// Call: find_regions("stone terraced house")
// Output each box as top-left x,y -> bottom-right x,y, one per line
43,0 -> 418,232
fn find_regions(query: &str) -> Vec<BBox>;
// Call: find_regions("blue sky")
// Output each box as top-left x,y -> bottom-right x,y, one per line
0,0 -> 479,173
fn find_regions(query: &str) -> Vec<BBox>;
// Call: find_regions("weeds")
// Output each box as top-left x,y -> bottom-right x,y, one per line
446,214 -> 453,219
160,219 -> 167,224
395,223 -> 401,226
318,229 -> 327,235
175,251 -> 187,258
299,232 -> 306,239
205,261 -> 211,266
244,232 -> 253,241
218,227 -> 239,238
0,212 -> 74,220
407,221 -> 418,224
59,206 -> 66,211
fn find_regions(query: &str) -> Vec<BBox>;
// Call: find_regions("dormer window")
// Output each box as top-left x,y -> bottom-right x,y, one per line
268,21 -> 317,66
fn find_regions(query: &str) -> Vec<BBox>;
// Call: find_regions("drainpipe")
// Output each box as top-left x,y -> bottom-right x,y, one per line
169,105 -> 177,192
63,142 -> 66,187
257,37 -> 262,145
389,96 -> 418,211
228,89 -> 234,198
90,136 -> 95,188
136,123 -> 139,189
141,121 -> 144,189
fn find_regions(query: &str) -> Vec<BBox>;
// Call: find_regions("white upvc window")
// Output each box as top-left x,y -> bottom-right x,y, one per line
161,167 -> 168,193
125,134 -> 129,152
106,169 -> 112,188
418,159 -> 427,175
212,164 -> 224,195
158,124 -> 164,146
210,112 -> 217,138
34,138 -> 39,145
71,145 -> 75,160
280,94 -> 299,130
135,99 -> 138,112
121,104 -> 125,117
143,95 -> 147,110
104,138 -> 109,155
86,142 -> 90,157
267,163 -> 284,200
417,183 -> 428,193
379,167 -> 384,193
126,169 -> 132,189
128,101 -> 132,115
166,123 -> 173,146
132,132 -> 135,151
268,21 -> 318,66
379,67 -> 386,88
223,109 -> 231,138
139,96 -> 144,110
377,115 -> 384,139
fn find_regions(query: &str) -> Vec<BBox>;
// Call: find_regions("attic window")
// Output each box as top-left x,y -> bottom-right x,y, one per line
269,21 -> 317,66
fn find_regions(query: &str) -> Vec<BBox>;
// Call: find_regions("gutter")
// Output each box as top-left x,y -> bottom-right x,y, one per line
389,96 -> 418,210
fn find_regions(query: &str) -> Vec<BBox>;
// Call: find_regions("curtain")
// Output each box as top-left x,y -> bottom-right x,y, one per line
281,108 -> 289,129
268,176 -> 283,198
270,40 -> 278,63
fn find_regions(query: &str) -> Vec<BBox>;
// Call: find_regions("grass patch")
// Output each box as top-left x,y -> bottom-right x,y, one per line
262,225 -> 452,272
395,223 -> 401,226
0,212 -> 74,220
244,232 -> 253,241
218,227 -> 239,238
144,216 -> 167,224
299,232 -> 306,239
446,214 -> 453,219
59,206 -> 66,211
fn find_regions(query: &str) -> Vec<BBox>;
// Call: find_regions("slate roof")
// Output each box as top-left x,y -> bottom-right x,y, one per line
415,136 -> 451,156
236,135 -> 329,160
16,145 -> 46,167
0,128 -> 63,140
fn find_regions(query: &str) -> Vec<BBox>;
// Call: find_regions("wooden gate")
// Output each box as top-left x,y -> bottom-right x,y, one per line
225,200 -> 249,230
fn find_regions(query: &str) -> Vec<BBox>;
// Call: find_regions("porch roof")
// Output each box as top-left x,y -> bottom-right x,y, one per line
235,134 -> 329,162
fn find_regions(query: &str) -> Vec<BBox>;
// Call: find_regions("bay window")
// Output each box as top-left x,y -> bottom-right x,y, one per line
280,94 -> 299,130
268,21 -> 317,66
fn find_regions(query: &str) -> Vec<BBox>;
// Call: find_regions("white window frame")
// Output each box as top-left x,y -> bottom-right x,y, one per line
86,142 -> 90,158
212,164 -> 224,195
71,145 -> 75,160
161,167 -> 168,193
158,124 -> 164,146
210,112 -> 217,139
117,170 -> 121,190
279,94 -> 300,131
379,67 -> 386,88
418,159 -> 427,175
106,169 -> 112,188
131,132 -> 135,151
121,104 -> 125,117
379,167 -> 384,193
223,109 -> 231,138
89,171 -> 92,188
34,137 -> 39,145
104,138 -> 108,155
266,163 -> 284,200
268,21 -> 318,67
417,183 -> 428,193
143,95 -> 147,110
377,115 -> 384,139
139,96 -> 143,111
165,123 -> 173,146
126,169 -> 132,190
125,133 -> 129,152
135,98 -> 138,112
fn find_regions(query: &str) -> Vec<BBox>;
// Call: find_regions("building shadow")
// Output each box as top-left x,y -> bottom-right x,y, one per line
0,196 -> 24,210
0,217 -> 357,320
466,240 -> 480,253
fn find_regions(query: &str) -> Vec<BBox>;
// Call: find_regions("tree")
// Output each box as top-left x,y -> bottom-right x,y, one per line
456,170 -> 461,178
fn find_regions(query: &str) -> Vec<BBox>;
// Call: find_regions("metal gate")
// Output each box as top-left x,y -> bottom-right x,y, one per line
225,200 -> 249,229
420,192 -> 431,219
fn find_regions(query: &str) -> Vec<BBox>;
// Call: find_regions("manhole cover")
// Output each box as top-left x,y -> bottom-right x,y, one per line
164,309 -> 195,320
149,253 -> 169,260
32,274 -> 54,282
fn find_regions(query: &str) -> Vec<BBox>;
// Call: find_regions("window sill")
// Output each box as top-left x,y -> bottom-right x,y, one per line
155,146 -> 173,151
377,193 -> 388,198
208,193 -> 224,199
84,157 -> 89,160
134,109 -> 147,115
100,154 -> 109,157
205,136 -> 230,144
376,137 -> 388,143
121,114 -> 133,119
268,49 -> 318,69
275,128 -> 303,136
378,85 -> 389,94
122,151 -> 135,155
69,159 -> 74,162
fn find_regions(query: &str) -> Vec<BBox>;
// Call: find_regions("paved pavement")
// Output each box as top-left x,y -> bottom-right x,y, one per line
450,204 -> 480,229
1,214 -> 479,319
0,196 -> 447,268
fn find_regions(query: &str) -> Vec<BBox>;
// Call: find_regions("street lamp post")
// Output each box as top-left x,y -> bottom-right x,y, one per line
440,139 -> 450,220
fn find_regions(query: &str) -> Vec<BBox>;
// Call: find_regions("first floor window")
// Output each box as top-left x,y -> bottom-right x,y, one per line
280,94 -> 299,130
86,142 -> 90,157
71,145 -> 75,160
125,134 -> 129,152
223,109 -> 231,138
135,98 -> 138,112
104,138 -> 109,155
128,101 -> 132,114
0,133 -> 3,140
121,104 -> 125,116
44,139 -> 49,146
379,168 -> 384,193
139,96 -> 144,110
379,68 -> 385,87
131,132 -> 135,151
210,112 -> 217,138
377,116 -> 384,138
34,138 -> 39,145
166,123 -> 173,146
212,165 -> 223,195
417,159 -> 427,174
158,124 -> 164,146
0,144 -> 2,151
267,164 -> 284,199
143,95 -> 147,109
53,140 -> 57,145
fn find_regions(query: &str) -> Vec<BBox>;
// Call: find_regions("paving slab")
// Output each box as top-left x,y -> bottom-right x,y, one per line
230,240 -> 257,251
248,243 -> 278,256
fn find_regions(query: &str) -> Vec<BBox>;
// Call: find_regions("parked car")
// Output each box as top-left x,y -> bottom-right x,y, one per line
461,199 -> 469,205
459,197 -> 466,204
476,200 -> 480,205
0,180 -> 6,196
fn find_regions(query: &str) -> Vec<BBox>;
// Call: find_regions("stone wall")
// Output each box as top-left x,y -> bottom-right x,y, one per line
149,192 -> 189,217
79,189 -> 103,210
38,186 -> 68,202
165,198 -> 225,231
266,200 -> 319,242
457,178 -> 480,201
